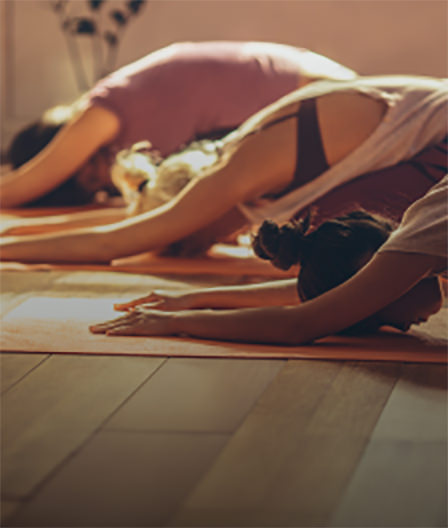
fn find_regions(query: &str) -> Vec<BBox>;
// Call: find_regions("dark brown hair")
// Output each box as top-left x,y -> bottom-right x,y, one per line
4,117 -> 100,206
252,210 -> 395,302
5,121 -> 64,170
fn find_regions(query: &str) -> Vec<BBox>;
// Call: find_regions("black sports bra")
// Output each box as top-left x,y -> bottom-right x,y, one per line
247,98 -> 329,199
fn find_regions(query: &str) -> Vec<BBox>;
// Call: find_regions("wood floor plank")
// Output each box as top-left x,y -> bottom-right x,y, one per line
171,360 -> 400,527
1,354 -> 164,499
331,363 -> 448,527
105,357 -> 284,433
367,363 -> 447,441
1,353 -> 48,393
1,500 -> 21,526
331,440 -> 447,527
8,430 -> 228,527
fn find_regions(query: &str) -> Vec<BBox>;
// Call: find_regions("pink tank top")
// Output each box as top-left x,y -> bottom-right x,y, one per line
87,41 -> 305,156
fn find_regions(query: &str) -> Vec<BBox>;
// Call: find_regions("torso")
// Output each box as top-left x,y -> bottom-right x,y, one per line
316,92 -> 387,166
239,91 -> 387,199
86,41 -> 356,157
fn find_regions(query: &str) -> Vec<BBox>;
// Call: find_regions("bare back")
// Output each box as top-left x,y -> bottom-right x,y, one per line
316,92 -> 387,166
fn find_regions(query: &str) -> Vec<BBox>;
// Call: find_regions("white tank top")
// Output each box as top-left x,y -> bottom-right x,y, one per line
237,76 -> 448,224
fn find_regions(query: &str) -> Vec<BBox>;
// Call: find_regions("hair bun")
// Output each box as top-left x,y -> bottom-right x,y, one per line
252,216 -> 310,270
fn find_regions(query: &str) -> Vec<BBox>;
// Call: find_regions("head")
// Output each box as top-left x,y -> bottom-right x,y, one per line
252,211 -> 443,333
4,105 -> 113,206
5,120 -> 63,170
5,105 -> 75,169
111,139 -> 223,216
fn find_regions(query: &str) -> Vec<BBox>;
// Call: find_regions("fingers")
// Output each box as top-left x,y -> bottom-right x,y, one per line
114,293 -> 159,311
90,307 -> 175,337
105,325 -> 144,336
89,312 -> 137,334
90,321 -> 143,336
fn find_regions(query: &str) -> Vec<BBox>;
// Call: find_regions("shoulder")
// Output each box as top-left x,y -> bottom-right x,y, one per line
380,175 -> 448,260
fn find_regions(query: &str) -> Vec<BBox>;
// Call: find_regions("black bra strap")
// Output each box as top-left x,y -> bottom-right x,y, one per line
295,98 -> 329,185
263,98 -> 329,199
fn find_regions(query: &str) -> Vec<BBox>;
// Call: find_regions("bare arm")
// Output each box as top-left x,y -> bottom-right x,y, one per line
0,110 -> 297,262
1,207 -> 127,236
113,278 -> 299,312
91,252 -> 441,344
0,106 -> 119,208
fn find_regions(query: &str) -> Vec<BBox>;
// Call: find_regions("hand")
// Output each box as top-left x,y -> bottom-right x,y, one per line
114,289 -> 195,312
90,306 -> 177,336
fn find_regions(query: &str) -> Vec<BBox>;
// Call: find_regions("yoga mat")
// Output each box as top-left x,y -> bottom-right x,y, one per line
1,297 -> 446,363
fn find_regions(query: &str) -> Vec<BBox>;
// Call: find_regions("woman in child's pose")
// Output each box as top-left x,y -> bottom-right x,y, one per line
90,175 -> 447,344
1,41 -> 356,207
1,76 -> 446,263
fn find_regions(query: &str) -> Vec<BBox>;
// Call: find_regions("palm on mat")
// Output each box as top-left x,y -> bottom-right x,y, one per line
1,271 -> 447,362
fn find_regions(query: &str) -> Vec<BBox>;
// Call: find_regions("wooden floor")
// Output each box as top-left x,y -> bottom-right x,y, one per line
1,270 -> 447,527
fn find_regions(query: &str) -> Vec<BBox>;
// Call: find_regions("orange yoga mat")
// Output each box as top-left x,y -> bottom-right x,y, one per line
1,297 -> 446,363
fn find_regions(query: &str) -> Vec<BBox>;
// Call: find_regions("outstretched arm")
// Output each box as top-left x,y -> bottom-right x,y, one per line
114,278 -> 299,312
1,207 -> 127,236
0,106 -> 119,208
1,106 -> 298,262
91,251 -> 442,344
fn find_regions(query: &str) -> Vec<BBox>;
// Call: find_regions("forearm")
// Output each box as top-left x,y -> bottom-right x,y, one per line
0,227 -> 114,263
176,252 -> 443,345
2,208 -> 127,235
174,298 -> 353,345
1,107 -> 120,208
174,252 -> 439,345
176,305 -> 309,345
190,279 -> 299,308
0,202 -> 189,263
0,168 -> 45,208
0,202 -> 214,263
99,173 -> 242,255
93,251 -> 441,343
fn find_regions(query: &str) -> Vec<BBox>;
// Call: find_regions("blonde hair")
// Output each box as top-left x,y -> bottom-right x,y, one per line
111,138 -> 231,215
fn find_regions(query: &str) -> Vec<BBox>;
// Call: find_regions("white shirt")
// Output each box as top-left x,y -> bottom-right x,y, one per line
380,174 -> 448,261
237,76 -> 448,224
